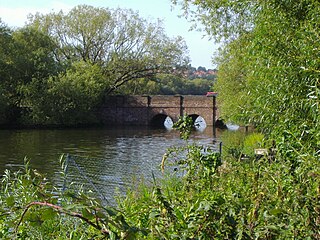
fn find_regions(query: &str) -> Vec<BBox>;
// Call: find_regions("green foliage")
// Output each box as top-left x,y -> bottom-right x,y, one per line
0,23 -> 60,125
29,61 -> 106,125
242,1 -> 320,162
0,5 -> 190,126
0,23 -> 49,125
118,74 -> 213,95
118,119 -> 320,239
29,5 -> 189,95
174,0 -> 320,162
1,1 -> 320,238
0,158 -> 144,239
1,116 -> 320,239
0,88 -> 8,124
0,21 -> 13,123
220,130 -> 246,159
170,115 -> 222,182
220,130 -> 265,159
242,132 -> 265,157
118,116 -> 224,239
172,0 -> 257,43
214,34 -> 251,124
172,115 -> 194,140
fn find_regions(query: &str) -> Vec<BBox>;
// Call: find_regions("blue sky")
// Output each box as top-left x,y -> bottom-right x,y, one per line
0,0 -> 218,68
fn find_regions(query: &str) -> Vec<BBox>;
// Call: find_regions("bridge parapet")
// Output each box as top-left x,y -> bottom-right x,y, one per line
149,95 -> 181,107
183,95 -> 212,107
105,95 -> 149,107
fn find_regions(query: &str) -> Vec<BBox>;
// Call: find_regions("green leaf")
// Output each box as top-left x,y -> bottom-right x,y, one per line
174,208 -> 184,221
149,210 -> 160,219
5,196 -> 15,207
105,207 -> 117,217
96,210 -> 107,219
41,208 -> 56,221
82,208 -> 95,220
269,208 -> 284,216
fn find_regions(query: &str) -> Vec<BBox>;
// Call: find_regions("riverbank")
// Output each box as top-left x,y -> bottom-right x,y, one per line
1,127 -> 319,239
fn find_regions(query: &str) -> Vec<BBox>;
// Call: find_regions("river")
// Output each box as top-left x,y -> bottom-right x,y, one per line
0,126 -> 222,204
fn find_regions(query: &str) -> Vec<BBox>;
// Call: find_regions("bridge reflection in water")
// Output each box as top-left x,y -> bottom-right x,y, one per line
164,116 -> 174,129
100,95 -> 218,130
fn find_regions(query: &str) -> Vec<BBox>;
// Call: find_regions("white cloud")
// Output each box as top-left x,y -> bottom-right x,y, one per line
0,7 -> 32,27
0,1 -> 73,28
0,0 -> 216,67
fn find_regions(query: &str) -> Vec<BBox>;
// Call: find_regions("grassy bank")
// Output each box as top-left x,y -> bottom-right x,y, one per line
1,123 -> 319,239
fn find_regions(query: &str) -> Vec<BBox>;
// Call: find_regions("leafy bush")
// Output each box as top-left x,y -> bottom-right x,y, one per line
119,144 -> 320,239
0,158 -> 144,239
118,117 -> 320,239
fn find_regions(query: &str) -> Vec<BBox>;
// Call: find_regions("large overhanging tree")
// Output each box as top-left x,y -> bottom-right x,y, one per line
28,5 -> 189,94
172,0 -> 320,158
0,19 -> 59,125
171,0 -> 258,43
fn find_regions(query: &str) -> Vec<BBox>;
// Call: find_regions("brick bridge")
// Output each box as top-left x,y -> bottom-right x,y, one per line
100,95 -> 218,127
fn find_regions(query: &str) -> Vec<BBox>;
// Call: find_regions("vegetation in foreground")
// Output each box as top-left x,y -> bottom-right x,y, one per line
1,117 -> 319,239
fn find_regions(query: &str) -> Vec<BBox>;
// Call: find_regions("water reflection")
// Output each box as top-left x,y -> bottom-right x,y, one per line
164,116 -> 174,129
194,116 -> 207,131
226,123 -> 240,131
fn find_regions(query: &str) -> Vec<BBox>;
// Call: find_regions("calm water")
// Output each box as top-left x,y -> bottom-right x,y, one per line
0,126 -> 220,203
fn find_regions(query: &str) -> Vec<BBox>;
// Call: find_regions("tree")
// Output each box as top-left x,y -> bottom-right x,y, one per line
243,1 -> 320,155
172,0 -> 320,157
171,0 -> 258,43
0,21 -> 59,124
44,61 -> 106,125
0,5 -> 190,125
118,73 -> 213,95
197,66 -> 206,72
28,5 -> 190,94
0,20 -> 13,123
214,34 -> 251,124
9,27 -> 59,124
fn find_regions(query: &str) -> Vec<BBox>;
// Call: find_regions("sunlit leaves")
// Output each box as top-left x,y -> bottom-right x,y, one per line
179,0 -> 319,158
0,160 -> 144,239
24,60 -> 106,125
214,35 -> 251,124
172,0 -> 257,43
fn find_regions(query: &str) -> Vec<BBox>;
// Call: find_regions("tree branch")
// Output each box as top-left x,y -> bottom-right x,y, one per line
16,201 -> 109,235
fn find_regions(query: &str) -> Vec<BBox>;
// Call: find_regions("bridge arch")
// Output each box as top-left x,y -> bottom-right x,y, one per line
188,114 -> 207,130
150,114 -> 174,129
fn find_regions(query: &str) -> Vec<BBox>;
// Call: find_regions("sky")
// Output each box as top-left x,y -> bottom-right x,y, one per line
0,0 -> 218,68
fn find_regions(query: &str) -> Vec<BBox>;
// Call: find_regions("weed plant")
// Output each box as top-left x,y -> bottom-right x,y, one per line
118,117 -> 320,239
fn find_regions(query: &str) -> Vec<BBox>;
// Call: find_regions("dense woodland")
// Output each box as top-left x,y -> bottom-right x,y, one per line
0,5 -> 215,127
1,1 -> 320,239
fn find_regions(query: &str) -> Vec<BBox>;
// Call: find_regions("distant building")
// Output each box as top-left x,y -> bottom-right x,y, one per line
184,65 -> 218,80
